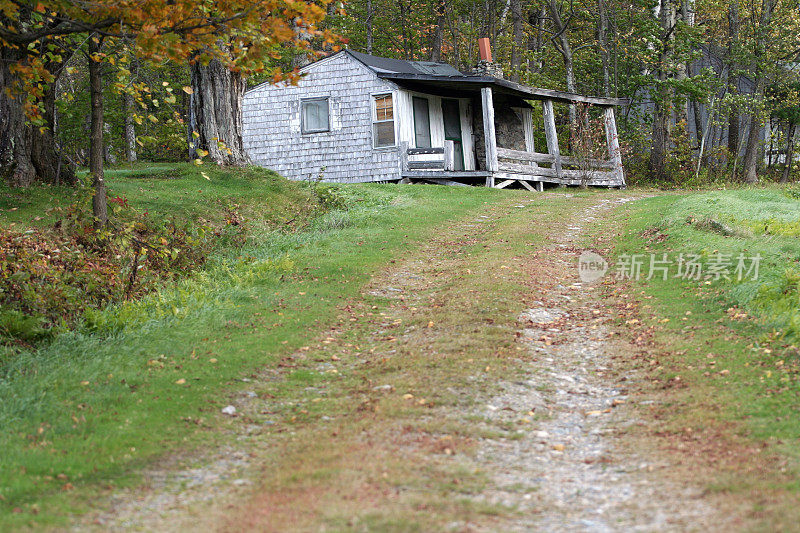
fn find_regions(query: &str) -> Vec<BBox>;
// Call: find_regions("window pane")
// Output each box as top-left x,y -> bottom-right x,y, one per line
302,99 -> 329,132
375,95 -> 393,121
374,121 -> 395,147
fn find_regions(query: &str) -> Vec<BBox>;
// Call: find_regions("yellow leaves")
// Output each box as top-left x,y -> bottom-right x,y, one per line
196,148 -> 209,158
182,86 -> 194,95
174,378 -> 186,385
201,172 -> 210,181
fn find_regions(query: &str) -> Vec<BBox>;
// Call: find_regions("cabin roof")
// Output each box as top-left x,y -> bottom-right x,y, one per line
245,50 -> 625,107
345,50 -> 463,77
375,72 -> 625,107
343,51 -> 624,107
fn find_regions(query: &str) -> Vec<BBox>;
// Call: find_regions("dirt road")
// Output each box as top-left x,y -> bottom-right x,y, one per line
85,192 -> 737,532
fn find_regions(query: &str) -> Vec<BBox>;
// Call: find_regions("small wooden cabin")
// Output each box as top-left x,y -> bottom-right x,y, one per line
242,48 -> 625,189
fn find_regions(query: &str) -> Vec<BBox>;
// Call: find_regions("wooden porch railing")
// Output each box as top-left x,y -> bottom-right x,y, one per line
496,147 -> 620,186
399,140 -> 455,172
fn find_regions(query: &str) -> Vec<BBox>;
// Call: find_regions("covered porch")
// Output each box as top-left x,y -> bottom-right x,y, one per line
383,73 -> 626,189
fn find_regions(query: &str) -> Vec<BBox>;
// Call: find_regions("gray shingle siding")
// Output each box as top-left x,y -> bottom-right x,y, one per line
243,53 -> 400,183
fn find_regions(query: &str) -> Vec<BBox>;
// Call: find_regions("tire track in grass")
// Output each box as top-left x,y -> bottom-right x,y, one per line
82,193 -> 736,532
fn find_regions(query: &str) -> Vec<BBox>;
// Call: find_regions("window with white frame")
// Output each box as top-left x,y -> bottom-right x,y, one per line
372,94 -> 395,148
301,97 -> 330,134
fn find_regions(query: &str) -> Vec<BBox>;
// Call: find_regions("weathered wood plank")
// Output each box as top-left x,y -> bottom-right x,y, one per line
497,161 -> 617,182
444,140 -> 455,171
408,160 -> 446,170
561,157 -> 615,169
481,87 -> 499,173
496,147 -> 614,169
497,148 -> 554,164
408,147 -> 445,155
519,179 -> 536,192
542,100 -> 563,180
495,179 -> 516,189
399,142 -> 409,172
420,178 -> 472,187
604,107 -> 626,186
498,161 -> 541,175
402,170 -> 491,179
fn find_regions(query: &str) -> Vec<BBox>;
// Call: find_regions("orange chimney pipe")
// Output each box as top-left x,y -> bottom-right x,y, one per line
478,38 -> 492,62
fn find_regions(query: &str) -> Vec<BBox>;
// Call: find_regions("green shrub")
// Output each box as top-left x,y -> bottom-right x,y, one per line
0,199 -> 212,349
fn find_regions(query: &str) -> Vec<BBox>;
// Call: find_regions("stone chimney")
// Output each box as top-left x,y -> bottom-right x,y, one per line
472,38 -> 503,79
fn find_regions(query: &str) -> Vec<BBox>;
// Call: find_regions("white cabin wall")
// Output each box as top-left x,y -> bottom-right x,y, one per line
242,51 -> 401,183
396,90 -> 415,146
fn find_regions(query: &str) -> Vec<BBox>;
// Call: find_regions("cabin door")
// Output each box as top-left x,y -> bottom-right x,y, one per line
412,97 -> 432,148
442,99 -> 464,171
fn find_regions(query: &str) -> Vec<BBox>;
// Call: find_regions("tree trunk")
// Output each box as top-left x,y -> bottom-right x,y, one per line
124,91 -> 137,162
740,0 -> 774,184
527,7 -> 546,74
741,101 -> 762,183
366,0 -> 374,54
781,122 -> 795,183
398,1 -> 411,60
0,46 -> 76,187
189,58 -> 250,166
597,0 -> 611,97
674,0 -> 691,127
88,37 -> 107,228
509,0 -> 524,82
430,0 -> 446,62
726,1 -> 740,160
546,0 -> 577,126
649,0 -> 676,181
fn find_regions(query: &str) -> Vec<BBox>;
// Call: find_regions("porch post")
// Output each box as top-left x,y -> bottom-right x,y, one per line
542,99 -> 563,182
481,87 -> 498,187
398,141 -> 410,184
603,107 -> 626,187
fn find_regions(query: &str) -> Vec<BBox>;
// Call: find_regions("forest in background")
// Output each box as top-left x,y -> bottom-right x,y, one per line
327,0 -> 800,186
1,0 -> 800,197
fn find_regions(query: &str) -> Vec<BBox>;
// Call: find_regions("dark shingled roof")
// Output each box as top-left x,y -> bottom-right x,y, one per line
346,50 -> 463,77
267,50 -> 626,107
344,50 -> 625,106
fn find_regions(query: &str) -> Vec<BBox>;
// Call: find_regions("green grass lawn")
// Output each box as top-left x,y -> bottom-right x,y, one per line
611,186 -> 800,522
0,167 -> 507,528
0,163 -> 323,230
